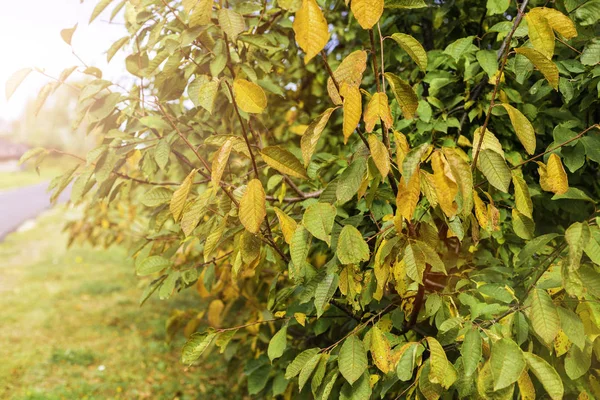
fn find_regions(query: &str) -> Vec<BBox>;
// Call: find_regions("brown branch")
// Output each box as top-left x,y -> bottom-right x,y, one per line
265,189 -> 324,203
471,0 -> 529,170
320,50 -> 340,95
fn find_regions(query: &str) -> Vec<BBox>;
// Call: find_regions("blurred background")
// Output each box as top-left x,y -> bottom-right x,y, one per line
0,2 -> 227,398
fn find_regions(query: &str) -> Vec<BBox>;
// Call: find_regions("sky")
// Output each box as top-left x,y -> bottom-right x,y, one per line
0,0 -> 128,121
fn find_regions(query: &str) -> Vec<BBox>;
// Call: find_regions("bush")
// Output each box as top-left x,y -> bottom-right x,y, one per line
11,0 -> 600,398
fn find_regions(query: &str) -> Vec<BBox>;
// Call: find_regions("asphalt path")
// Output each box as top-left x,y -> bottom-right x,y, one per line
0,182 -> 71,241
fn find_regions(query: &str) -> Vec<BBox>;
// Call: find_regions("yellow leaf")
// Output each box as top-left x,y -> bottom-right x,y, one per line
396,168 -> 421,221
273,207 -> 297,244
531,7 -> 577,39
239,179 -> 266,233
420,170 -> 438,208
327,50 -> 368,104
501,104 -> 536,155
233,79 -> 267,114
443,147 -> 473,217
261,146 -> 308,179
517,370 -> 537,400
342,85 -> 362,143
384,72 -> 418,119
5,68 -> 32,101
351,0 -> 384,30
526,12 -> 555,59
394,131 -> 410,173
208,299 -> 225,327
170,169 -> 196,221
546,153 -> 568,194
514,47 -> 559,90
537,161 -> 552,192
473,190 -> 488,230
211,139 -> 233,188
370,326 -> 391,373
431,151 -> 458,218
294,312 -> 307,326
301,107 -> 337,166
390,33 -> 427,71
364,92 -> 392,133
293,0 -> 330,64
368,134 -> 390,177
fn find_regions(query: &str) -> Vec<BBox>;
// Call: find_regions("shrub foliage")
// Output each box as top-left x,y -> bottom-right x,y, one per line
10,0 -> 600,398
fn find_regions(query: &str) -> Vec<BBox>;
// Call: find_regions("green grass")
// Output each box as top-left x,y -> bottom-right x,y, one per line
0,155 -> 80,191
0,208 -> 235,399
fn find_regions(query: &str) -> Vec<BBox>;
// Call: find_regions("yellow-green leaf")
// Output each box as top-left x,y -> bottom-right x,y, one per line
473,127 -> 505,159
301,107 -> 337,166
477,149 -> 511,193
90,0 -> 114,23
338,335 -> 368,384
233,79 -> 267,114
384,72 -> 418,119
211,139 -> 233,188
512,173 -> 533,218
523,352 -> 564,400
337,225 -> 370,265
364,92 -> 392,133
217,8 -> 246,41
342,85 -> 362,143
514,47 -> 559,90
170,169 -> 196,221
426,337 -> 456,388
189,0 -> 213,26
490,338 -> 526,391
526,12 -> 555,59
351,0 -> 384,30
239,179 -> 266,233
517,370 -> 536,400
261,146 -> 308,179
293,0 -> 330,64
526,288 -> 560,347
370,326 -> 391,373
532,7 -> 577,39
302,202 -> 337,245
390,33 -> 428,71
501,104 -> 536,155
546,153 -> 568,194
368,134 -> 390,177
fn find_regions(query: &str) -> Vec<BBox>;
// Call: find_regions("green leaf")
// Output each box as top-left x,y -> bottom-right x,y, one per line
338,335 -> 368,384
477,149 -> 511,193
402,144 -> 428,184
18,147 -> 46,166
154,139 -> 170,170
384,72 -> 418,119
523,352 -> 564,400
444,36 -> 475,61
268,325 -> 287,361
476,50 -> 498,77
299,353 -> 321,392
336,225 -> 370,265
461,327 -> 482,377
581,38 -> 600,65
426,336 -> 456,388
564,339 -> 592,380
261,146 -> 308,179
403,242 -> 426,284
526,288 -> 560,347
516,233 -> 559,266
290,225 -> 311,270
390,33 -> 427,71
141,187 -> 173,207
314,273 -> 339,318
385,0 -> 427,8
303,203 -> 337,245
490,338 -> 525,390
6,68 -> 32,101
285,348 -> 320,379
182,331 -> 217,364
396,342 -> 420,381
140,115 -> 172,131
136,255 -> 172,276
336,157 -> 367,204
107,36 -> 129,62
557,307 -> 585,350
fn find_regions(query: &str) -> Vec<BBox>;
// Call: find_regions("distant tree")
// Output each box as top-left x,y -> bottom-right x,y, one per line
9,0 -> 600,398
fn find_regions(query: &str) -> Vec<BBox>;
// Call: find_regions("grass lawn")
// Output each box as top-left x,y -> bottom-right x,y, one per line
0,155 -> 80,191
0,207 -> 238,399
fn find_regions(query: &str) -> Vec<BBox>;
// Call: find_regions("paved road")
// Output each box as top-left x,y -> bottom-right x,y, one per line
0,182 -> 71,241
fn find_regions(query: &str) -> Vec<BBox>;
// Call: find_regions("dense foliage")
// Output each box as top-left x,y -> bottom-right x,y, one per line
9,0 -> 600,398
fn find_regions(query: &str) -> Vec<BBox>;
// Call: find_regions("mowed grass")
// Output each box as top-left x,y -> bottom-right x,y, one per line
0,154 -> 80,191
0,207 -> 237,399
